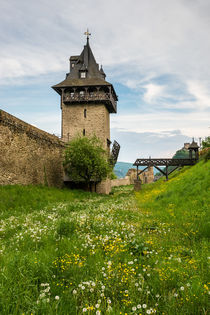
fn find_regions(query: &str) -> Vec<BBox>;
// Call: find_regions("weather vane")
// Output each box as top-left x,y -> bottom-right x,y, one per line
84,28 -> 91,39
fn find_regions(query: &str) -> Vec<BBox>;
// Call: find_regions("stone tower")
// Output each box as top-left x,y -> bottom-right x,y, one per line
52,32 -> 118,151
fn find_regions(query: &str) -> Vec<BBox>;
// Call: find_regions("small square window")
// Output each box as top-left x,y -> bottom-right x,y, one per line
80,71 -> 86,78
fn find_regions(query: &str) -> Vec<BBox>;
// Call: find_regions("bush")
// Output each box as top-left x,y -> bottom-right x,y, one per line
63,135 -> 111,185
201,136 -> 210,149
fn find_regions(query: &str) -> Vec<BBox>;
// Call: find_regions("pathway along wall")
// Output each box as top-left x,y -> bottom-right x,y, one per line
0,110 -> 64,187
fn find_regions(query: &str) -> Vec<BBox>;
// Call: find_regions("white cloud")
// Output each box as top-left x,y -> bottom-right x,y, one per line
111,111 -> 209,138
111,128 -> 192,162
15,112 -> 61,136
143,83 -> 165,103
1,0 -> 210,162
0,0 -> 210,83
187,80 -> 210,110
0,58 -> 25,78
124,79 -> 139,90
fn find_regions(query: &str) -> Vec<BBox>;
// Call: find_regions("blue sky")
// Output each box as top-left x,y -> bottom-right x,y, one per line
0,0 -> 210,162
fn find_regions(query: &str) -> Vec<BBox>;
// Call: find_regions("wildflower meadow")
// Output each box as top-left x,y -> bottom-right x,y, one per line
0,159 -> 209,314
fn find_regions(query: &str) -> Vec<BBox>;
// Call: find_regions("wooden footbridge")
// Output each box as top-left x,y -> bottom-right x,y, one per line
133,140 -> 199,180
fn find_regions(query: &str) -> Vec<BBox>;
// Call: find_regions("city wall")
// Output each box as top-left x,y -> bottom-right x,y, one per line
111,176 -> 131,187
0,109 -> 154,193
0,110 -> 64,187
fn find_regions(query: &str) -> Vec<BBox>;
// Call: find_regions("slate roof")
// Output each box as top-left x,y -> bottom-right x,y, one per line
53,76 -> 111,87
53,38 -> 111,88
52,37 -> 118,103
188,140 -> 199,149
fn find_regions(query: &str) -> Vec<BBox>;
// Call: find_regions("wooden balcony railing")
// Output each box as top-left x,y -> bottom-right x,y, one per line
63,91 -> 117,112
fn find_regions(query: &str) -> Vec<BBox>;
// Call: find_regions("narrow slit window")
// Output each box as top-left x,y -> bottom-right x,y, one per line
83,129 -> 85,136
84,109 -> 87,118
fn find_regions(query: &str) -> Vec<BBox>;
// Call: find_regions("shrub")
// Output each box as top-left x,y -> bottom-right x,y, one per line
63,135 -> 111,186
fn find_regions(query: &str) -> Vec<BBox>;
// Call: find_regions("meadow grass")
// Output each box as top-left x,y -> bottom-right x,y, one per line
0,160 -> 209,314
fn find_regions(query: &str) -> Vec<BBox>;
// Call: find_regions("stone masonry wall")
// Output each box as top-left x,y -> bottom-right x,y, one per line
111,176 -> 131,187
0,110 -> 65,187
127,167 -> 154,184
111,167 -> 154,188
95,179 -> 111,194
62,103 -> 110,150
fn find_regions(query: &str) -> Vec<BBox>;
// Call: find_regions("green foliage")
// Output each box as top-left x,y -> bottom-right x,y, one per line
200,136 -> 210,162
110,170 -> 118,179
63,135 -> 111,183
203,148 -> 210,161
172,148 -> 189,159
202,136 -> 210,148
162,148 -> 189,175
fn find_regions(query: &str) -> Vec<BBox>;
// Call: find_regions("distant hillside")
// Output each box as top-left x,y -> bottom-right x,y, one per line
114,162 -> 134,178
114,161 -> 159,178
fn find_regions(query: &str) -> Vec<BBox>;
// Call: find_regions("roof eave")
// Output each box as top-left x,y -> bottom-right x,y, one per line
51,85 -> 62,95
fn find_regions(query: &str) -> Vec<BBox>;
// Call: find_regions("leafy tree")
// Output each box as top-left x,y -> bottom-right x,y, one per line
63,136 -> 111,187
172,149 -> 189,159
201,136 -> 210,149
201,136 -> 210,162
162,148 -> 189,175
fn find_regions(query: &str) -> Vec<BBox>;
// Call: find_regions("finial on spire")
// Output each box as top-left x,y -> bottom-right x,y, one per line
84,28 -> 91,41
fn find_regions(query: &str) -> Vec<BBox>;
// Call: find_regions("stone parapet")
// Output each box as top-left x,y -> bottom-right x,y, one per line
111,176 -> 131,187
96,179 -> 111,194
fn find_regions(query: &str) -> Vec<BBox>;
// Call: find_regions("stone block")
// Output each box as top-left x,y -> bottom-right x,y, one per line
134,179 -> 142,191
96,179 -> 111,194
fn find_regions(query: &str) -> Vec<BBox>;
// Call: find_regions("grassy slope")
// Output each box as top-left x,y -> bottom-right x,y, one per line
137,160 -> 210,239
135,160 -> 210,313
0,160 -> 209,315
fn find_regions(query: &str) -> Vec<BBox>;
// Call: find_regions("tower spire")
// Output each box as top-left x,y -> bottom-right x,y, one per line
84,28 -> 91,43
